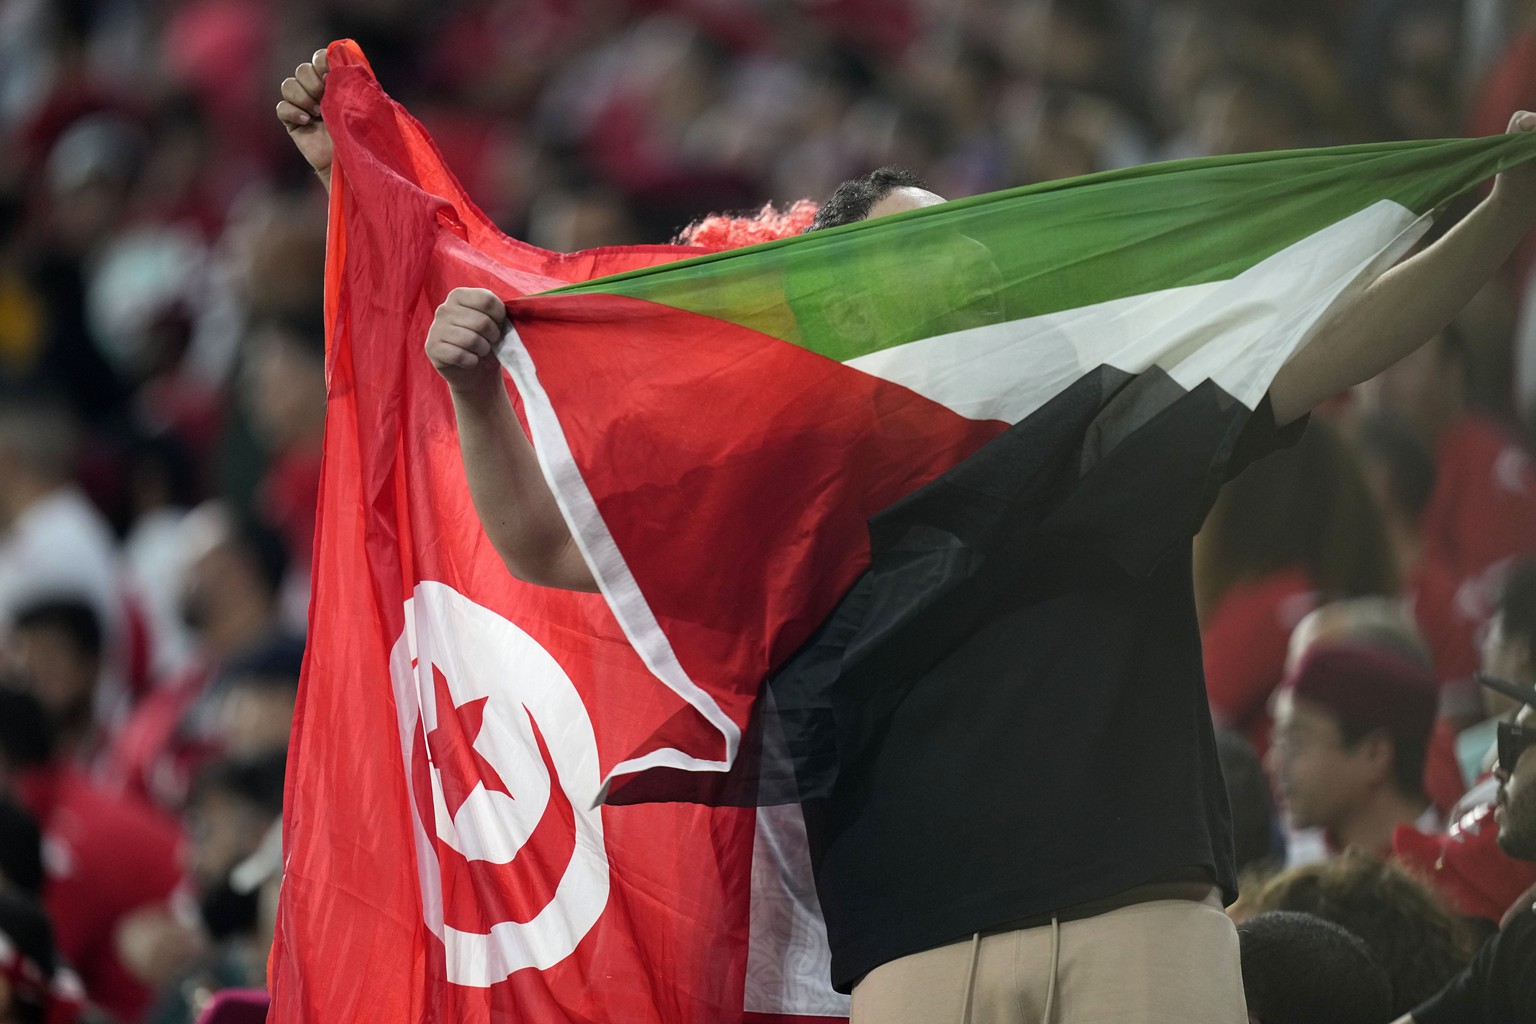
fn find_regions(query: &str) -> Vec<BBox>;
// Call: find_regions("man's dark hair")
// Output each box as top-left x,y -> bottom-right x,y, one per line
1255,852 -> 1479,1014
1239,911 -> 1392,1024
1497,557 -> 1536,670
806,167 -> 928,233
1337,716 -> 1429,801
13,598 -> 102,660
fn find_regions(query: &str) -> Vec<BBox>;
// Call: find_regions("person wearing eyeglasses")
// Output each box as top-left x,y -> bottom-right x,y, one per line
1396,674 -> 1536,1023
1267,645 -> 1442,858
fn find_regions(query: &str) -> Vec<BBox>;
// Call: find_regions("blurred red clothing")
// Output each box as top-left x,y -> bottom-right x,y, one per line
1203,567 -> 1467,812
1396,795 -> 1536,924
15,764 -> 186,1024
1421,413 -> 1536,606
1425,717 -> 1468,817
1405,554 -> 1481,686
99,662 -> 216,811
258,449 -> 321,575
1203,566 -> 1317,758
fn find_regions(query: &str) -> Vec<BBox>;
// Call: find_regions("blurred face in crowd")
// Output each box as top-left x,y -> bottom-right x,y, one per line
1267,691 -> 1383,831
187,788 -> 274,894
217,678 -> 296,758
1497,704 -> 1536,860
9,624 -> 97,733
179,536 -> 271,650
179,540 -> 235,636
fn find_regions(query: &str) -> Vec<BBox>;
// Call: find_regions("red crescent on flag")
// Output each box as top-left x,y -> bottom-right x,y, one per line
409,671 -> 577,933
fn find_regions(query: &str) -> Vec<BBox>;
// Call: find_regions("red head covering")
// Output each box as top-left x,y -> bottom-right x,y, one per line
674,200 -> 819,248
1280,645 -> 1438,748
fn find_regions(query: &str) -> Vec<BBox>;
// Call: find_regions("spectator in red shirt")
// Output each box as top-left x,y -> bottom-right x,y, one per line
6,599 -> 104,767
1268,645 -> 1441,857
1356,328 -> 1536,621
1284,597 -> 1471,818
0,684 -> 186,1024
101,508 -> 292,811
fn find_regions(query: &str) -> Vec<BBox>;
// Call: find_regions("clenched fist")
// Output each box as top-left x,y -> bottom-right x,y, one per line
1494,111 -> 1536,217
276,48 -> 333,188
425,287 -> 509,394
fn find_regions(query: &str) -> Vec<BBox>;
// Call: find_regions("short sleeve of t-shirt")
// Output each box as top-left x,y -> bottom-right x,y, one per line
1224,394 -> 1309,483
1414,907 -> 1536,1023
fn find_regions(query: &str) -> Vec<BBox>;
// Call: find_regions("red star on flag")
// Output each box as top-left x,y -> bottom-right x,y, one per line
426,664 -> 513,818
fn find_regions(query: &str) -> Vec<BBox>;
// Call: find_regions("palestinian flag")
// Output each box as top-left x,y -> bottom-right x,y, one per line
499,130 -> 1536,805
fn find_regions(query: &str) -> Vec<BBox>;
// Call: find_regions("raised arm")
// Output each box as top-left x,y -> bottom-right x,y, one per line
425,288 -> 598,592
277,59 -> 590,591
276,48 -> 334,193
1270,111 -> 1536,425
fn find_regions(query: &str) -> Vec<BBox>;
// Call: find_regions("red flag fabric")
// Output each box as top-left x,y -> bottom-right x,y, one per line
268,40 -> 848,1023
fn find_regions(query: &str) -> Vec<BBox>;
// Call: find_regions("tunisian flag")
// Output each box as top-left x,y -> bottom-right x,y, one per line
268,41 -> 848,1023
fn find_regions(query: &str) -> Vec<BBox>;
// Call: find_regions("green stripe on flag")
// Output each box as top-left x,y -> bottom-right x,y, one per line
528,135 -> 1536,365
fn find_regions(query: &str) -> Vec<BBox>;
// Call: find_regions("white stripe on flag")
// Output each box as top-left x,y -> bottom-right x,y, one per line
498,326 -> 742,797
846,201 -> 1429,422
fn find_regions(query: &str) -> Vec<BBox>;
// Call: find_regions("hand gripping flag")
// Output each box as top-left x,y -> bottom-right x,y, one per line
270,41 -> 848,1024
272,37 -> 1536,1024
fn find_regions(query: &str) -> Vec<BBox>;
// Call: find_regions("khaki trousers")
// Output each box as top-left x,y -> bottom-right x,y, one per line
848,893 -> 1246,1024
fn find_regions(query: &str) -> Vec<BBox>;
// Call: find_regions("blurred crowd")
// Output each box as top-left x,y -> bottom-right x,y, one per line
1,0 -> 1536,1021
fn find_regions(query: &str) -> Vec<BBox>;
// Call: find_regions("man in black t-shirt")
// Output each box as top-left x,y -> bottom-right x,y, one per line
408,149 -> 1536,1024
1405,678 -> 1536,1023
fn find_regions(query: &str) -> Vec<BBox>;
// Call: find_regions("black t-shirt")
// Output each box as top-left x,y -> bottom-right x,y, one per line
804,389 -> 1304,992
1415,907 -> 1536,1023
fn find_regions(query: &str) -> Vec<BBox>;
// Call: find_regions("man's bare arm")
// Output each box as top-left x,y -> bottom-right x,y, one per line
278,57 -> 590,590
426,288 -> 598,592
1270,111 -> 1536,425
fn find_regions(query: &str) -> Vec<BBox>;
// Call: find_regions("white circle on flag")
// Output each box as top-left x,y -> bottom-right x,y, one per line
389,581 -> 609,987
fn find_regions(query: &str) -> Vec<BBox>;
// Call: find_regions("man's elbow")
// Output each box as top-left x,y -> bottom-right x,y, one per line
497,541 -> 599,593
